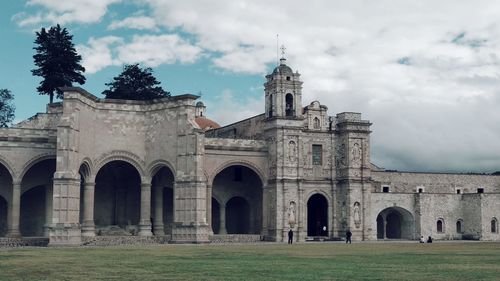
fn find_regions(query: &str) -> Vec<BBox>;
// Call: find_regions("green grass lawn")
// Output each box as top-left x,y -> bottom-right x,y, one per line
0,242 -> 499,280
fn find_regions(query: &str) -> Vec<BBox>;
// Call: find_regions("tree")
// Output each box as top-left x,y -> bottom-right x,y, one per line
32,24 -> 86,103
102,64 -> 170,100
0,89 -> 15,128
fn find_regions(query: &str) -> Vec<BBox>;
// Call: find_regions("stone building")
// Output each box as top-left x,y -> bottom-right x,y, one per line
0,57 -> 498,246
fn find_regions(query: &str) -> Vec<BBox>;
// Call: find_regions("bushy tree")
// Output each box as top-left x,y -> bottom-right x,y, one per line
102,64 -> 170,100
32,24 -> 86,103
0,89 -> 15,128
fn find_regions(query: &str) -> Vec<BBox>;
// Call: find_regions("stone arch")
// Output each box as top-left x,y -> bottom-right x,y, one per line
306,192 -> 330,236
94,160 -> 142,234
211,163 -> 263,235
147,159 -> 176,181
150,163 -> 175,236
491,217 -> 498,233
436,218 -> 445,233
209,160 -> 265,187
304,189 -> 332,205
376,207 -> 415,239
19,153 -> 56,182
93,150 -> 146,182
0,155 -> 16,181
456,219 -> 463,234
78,158 -> 93,182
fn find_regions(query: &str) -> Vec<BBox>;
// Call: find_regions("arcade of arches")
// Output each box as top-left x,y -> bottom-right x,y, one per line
211,165 -> 262,235
376,207 -> 414,239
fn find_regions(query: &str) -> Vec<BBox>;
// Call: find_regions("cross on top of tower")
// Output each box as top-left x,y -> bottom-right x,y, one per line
280,44 -> 286,58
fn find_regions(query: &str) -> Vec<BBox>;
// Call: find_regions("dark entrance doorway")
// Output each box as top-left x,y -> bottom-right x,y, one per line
226,196 -> 250,234
307,194 -> 328,236
211,198 -> 220,234
376,207 -> 414,239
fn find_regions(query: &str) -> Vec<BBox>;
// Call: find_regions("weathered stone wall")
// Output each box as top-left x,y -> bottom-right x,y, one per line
206,114 -> 266,139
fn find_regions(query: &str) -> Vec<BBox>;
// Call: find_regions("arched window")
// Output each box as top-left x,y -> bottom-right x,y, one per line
437,219 -> 444,233
492,218 -> 498,233
456,220 -> 463,233
268,94 -> 273,118
313,117 -> 320,129
285,93 -> 294,117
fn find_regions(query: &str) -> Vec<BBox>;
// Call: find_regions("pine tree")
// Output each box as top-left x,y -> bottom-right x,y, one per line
103,64 -> 170,100
32,24 -> 86,103
0,89 -> 15,128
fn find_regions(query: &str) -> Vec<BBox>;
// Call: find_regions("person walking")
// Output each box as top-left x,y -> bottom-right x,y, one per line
288,229 -> 294,244
346,229 -> 352,244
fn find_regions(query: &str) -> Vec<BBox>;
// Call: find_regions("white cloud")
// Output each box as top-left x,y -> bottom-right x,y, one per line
77,34 -> 203,73
116,34 -> 202,66
76,36 -> 123,73
108,16 -> 158,31
203,89 -> 264,126
14,0 -> 120,26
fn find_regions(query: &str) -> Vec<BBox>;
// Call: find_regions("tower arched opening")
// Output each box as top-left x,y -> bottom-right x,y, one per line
0,163 -> 12,237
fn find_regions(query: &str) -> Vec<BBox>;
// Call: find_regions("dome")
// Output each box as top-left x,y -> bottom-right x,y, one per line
272,58 -> 293,75
195,116 -> 221,131
195,101 -> 205,107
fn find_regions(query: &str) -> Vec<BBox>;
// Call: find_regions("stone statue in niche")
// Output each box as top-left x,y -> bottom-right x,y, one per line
288,140 -> 296,163
354,202 -> 361,228
287,201 -> 296,227
351,142 -> 362,166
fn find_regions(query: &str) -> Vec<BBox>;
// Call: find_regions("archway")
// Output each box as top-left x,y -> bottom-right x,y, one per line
20,158 -> 55,237
94,161 -> 141,235
211,198 -> 220,234
0,162 -> 12,237
212,165 -> 263,234
151,166 -> 174,236
307,194 -> 328,236
376,207 -> 414,239
0,196 -> 6,237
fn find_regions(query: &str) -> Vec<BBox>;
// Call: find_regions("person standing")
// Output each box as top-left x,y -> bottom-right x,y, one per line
288,229 -> 294,244
346,229 -> 352,244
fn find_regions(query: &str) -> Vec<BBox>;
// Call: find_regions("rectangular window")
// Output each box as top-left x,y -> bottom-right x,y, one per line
477,188 -> 484,194
312,145 -> 322,165
456,189 -> 461,194
382,186 -> 390,193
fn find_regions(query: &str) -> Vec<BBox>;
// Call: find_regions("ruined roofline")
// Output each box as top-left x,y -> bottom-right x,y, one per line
59,87 -> 200,104
207,113 -> 265,132
373,169 -> 499,176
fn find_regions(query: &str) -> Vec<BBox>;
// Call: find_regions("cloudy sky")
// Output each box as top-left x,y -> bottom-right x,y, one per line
1,0 -> 500,173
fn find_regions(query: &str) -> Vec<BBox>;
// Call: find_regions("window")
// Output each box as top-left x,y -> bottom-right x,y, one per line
477,188 -> 484,194
418,188 -> 423,193
286,76 -> 291,81
312,145 -> 322,165
492,218 -> 498,233
313,117 -> 320,129
285,93 -> 294,117
382,186 -> 390,193
268,94 -> 273,117
437,219 -> 444,233
456,189 -> 461,194
456,220 -> 463,233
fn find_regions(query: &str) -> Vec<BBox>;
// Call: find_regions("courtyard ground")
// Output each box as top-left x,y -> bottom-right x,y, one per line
0,241 -> 499,280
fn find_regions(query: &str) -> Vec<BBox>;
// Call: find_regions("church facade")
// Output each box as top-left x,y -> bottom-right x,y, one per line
0,57 -> 498,246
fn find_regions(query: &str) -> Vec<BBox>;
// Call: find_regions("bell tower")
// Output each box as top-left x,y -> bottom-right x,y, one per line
264,47 -> 303,119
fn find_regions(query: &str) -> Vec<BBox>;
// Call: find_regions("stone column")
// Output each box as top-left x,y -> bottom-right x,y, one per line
43,183 -> 53,237
81,182 -> 96,237
138,182 -> 152,236
7,181 -> 21,237
219,204 -> 227,234
153,185 -> 164,236
206,184 -> 212,234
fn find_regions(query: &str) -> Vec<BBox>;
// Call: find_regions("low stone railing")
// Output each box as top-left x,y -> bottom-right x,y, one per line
0,237 -> 49,248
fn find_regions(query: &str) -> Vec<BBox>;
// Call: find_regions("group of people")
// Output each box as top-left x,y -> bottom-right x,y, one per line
419,236 -> 433,243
